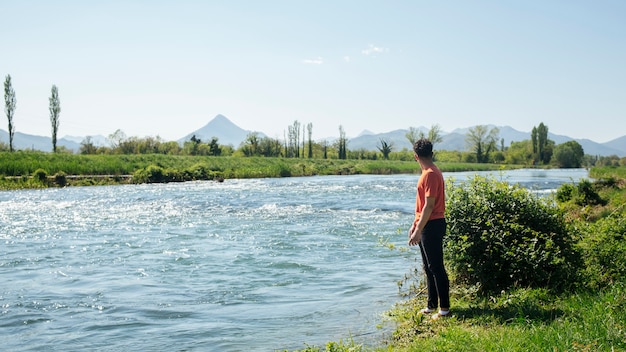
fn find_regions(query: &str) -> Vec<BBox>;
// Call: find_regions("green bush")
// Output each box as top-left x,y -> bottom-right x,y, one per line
556,179 -> 606,206
576,217 -> 626,289
54,171 -> 67,187
445,176 -> 581,295
33,168 -> 48,183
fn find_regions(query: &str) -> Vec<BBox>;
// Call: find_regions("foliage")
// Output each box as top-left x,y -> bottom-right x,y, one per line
530,123 -> 553,164
49,85 -> 61,153
574,217 -> 626,289
4,74 -> 17,152
556,179 -> 607,206
445,176 -> 581,295
552,140 -> 584,168
465,125 -> 500,163
54,171 -> 67,187
33,168 -> 48,182
376,138 -> 393,159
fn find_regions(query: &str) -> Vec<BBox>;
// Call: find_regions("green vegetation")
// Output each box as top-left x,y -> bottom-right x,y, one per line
287,167 -> 626,352
0,151 -> 519,190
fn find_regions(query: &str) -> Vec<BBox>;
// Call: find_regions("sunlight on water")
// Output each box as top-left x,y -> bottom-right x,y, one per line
0,170 -> 588,351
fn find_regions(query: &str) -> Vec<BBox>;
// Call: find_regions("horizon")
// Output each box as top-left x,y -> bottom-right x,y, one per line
2,115 -> 622,146
2,1 -> 625,143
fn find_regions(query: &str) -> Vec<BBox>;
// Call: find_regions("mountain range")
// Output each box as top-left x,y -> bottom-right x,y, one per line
2,114 -> 625,157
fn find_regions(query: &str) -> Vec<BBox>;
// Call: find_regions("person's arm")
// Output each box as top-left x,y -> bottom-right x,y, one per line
408,196 -> 435,246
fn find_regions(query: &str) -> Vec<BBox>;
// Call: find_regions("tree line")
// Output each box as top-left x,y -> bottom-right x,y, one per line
5,74 -> 623,168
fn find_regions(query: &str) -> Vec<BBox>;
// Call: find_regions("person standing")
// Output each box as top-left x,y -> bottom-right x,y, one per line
408,138 -> 450,319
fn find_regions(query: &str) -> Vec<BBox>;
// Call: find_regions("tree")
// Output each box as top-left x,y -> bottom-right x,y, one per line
553,141 -> 584,168
337,125 -> 348,159
241,132 -> 260,156
427,124 -> 443,146
4,75 -> 16,152
377,138 -> 393,159
208,137 -> 221,156
80,136 -> 98,154
258,137 -> 282,157
49,85 -> 61,152
465,125 -> 499,163
307,123 -> 313,158
108,129 -> 127,151
405,127 -> 422,146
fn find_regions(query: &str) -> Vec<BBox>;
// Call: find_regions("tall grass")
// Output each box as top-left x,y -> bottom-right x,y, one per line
0,151 -> 519,188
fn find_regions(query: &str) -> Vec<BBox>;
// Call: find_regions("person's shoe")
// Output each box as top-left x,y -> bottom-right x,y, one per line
420,307 -> 435,314
431,310 -> 450,320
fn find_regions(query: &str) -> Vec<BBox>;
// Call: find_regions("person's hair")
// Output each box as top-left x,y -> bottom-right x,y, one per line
413,138 -> 433,158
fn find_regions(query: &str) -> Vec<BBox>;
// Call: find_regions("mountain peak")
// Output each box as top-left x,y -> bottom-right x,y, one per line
177,114 -> 264,146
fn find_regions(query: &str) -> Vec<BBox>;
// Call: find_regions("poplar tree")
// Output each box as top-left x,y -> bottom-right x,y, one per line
4,75 -> 17,152
49,85 -> 61,153
307,123 -> 313,158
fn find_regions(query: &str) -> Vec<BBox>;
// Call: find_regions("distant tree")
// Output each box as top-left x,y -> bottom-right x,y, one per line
286,120 -> 301,158
80,136 -> 98,154
184,134 -> 202,155
241,132 -> 260,156
553,141 -> 584,168
405,127 -> 422,146
531,123 -> 551,164
377,138 -> 394,159
4,75 -> 16,152
337,125 -> 348,159
427,124 -> 443,146
258,136 -> 282,157
49,85 -> 61,152
108,129 -> 127,151
322,139 -> 329,159
465,125 -> 499,163
208,137 -> 221,156
307,123 -> 313,158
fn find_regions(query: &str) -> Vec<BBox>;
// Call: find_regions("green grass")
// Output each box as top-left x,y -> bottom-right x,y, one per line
380,283 -> 626,352
0,151 -> 522,190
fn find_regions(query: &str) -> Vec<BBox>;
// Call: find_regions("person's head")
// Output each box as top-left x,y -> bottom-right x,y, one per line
413,138 -> 433,159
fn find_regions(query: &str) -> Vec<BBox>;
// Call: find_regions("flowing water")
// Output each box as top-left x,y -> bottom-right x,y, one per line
0,169 -> 588,351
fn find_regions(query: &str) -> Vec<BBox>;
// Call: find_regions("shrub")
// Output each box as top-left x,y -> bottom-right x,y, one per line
445,176 -> 581,295
576,216 -> 626,289
556,179 -> 606,206
33,168 -> 48,183
54,171 -> 67,187
132,165 -> 165,183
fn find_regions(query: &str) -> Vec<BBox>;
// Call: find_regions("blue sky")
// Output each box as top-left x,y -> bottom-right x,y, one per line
2,0 -> 625,143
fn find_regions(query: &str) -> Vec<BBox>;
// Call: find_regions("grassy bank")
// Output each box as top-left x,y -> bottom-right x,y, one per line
0,151 -> 520,190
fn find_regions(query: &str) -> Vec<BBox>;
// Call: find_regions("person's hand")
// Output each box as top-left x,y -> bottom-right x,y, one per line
408,227 -> 421,246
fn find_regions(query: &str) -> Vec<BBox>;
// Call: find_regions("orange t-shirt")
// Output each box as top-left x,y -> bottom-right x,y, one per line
415,165 -> 445,222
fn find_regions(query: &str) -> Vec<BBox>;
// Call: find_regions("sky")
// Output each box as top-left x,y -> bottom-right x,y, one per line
1,0 -> 625,143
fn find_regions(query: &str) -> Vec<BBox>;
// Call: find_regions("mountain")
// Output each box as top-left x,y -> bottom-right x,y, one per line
0,130 -> 81,152
177,114 -> 263,147
2,118 -> 626,157
347,125 -> 626,157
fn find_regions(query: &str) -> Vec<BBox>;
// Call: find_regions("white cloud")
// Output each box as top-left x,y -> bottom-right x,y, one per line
343,56 -> 351,63
361,44 -> 388,56
302,57 -> 324,65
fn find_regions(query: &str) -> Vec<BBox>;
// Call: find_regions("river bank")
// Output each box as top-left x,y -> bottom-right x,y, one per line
0,152 -> 526,190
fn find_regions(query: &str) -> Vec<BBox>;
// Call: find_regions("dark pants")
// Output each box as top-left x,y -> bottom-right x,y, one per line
418,218 -> 450,310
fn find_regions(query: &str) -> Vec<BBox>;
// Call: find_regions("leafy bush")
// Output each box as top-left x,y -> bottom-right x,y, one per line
33,168 -> 48,182
445,176 -> 581,295
556,179 -> 606,206
54,171 -> 67,187
576,216 -> 626,289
